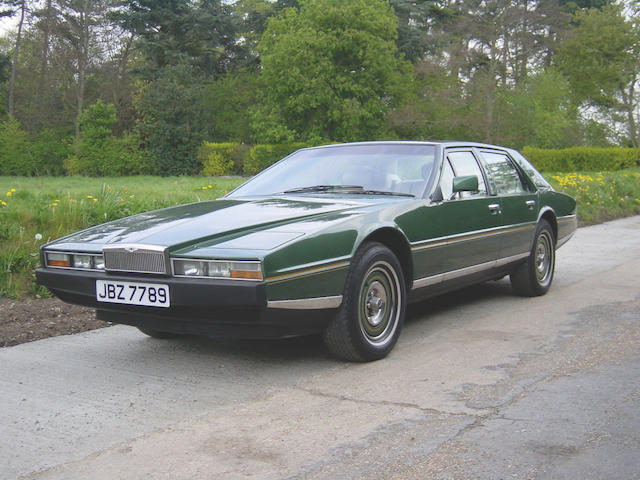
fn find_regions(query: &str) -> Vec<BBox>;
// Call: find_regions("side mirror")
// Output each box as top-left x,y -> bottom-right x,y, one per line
452,175 -> 479,193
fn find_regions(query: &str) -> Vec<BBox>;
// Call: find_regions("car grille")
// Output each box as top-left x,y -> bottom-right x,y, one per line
103,245 -> 169,274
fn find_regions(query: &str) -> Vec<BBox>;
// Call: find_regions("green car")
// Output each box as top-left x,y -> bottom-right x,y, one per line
36,142 -> 577,361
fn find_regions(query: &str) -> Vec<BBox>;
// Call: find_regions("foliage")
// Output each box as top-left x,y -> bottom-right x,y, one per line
548,169 -> 640,225
204,70 -> 262,143
253,0 -> 412,143
557,5 -> 640,147
495,70 -> 581,149
0,116 -> 33,175
244,143 -> 308,174
31,129 -> 72,176
66,100 -> 149,176
198,142 -> 247,176
0,175 -> 246,297
523,147 -> 640,172
135,64 -> 211,175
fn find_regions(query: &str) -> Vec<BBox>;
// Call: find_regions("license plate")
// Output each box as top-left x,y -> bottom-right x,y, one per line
96,280 -> 170,308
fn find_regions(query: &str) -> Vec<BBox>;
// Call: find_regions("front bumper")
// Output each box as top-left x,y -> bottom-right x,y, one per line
36,268 -> 335,338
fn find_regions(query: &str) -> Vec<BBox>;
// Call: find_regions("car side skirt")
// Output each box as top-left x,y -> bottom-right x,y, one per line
411,252 -> 529,291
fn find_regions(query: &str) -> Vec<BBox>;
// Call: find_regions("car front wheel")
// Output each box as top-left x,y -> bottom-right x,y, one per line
510,219 -> 556,297
323,242 -> 406,362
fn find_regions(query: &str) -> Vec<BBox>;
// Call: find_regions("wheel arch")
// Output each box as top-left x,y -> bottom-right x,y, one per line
360,227 -> 413,289
538,207 -> 558,244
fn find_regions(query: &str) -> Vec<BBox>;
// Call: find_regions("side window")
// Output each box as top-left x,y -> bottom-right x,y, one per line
447,151 -> 487,198
439,159 -> 455,200
481,151 -> 526,195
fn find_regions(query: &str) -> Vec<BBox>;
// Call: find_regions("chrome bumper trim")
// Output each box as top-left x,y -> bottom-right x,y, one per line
267,295 -> 343,310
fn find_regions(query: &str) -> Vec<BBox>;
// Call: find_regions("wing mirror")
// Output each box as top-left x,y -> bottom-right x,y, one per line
452,175 -> 479,193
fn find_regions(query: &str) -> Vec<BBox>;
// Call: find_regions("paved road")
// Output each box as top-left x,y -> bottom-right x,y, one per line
2,216 -> 639,480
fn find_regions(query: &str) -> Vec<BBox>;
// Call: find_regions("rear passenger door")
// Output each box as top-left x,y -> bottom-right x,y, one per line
477,149 -> 538,261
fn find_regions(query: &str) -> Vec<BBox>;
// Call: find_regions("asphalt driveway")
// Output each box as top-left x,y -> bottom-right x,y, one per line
2,216 -> 639,480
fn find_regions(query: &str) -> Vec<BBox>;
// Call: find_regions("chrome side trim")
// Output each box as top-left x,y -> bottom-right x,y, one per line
557,214 -> 577,224
412,252 -> 529,291
443,260 -> 496,281
495,252 -> 529,267
267,295 -> 343,310
411,222 -> 536,252
265,259 -> 350,284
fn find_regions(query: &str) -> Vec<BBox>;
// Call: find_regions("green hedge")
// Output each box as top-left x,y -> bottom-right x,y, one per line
522,146 -> 640,172
198,142 -> 249,176
243,143 -> 309,175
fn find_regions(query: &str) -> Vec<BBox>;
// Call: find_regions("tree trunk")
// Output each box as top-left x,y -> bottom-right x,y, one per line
8,0 -> 26,116
74,0 -> 89,141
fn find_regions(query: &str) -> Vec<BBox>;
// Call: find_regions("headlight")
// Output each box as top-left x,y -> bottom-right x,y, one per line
45,251 -> 105,270
73,255 -> 92,269
46,252 -> 71,267
172,259 -> 263,280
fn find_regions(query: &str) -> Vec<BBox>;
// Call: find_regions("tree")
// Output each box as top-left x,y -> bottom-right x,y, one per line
557,5 -> 640,147
254,0 -> 411,143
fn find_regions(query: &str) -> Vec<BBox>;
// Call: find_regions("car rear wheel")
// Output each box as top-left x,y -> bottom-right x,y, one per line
137,327 -> 181,339
323,242 -> 406,362
510,219 -> 555,297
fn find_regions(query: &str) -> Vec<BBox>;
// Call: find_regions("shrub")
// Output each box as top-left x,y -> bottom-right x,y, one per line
522,146 -> 640,172
198,142 -> 246,176
244,142 -> 308,175
31,129 -> 72,176
0,116 -> 33,175
66,101 -> 149,176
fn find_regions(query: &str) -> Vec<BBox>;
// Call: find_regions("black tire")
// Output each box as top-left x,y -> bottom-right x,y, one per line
137,327 -> 181,339
323,242 -> 406,362
510,219 -> 556,297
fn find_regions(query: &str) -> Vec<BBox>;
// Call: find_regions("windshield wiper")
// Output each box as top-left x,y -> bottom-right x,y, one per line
283,185 -> 364,194
358,190 -> 415,197
283,185 -> 415,197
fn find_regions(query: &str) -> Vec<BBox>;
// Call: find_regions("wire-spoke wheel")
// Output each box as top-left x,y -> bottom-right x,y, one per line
511,219 -> 556,296
323,242 -> 406,361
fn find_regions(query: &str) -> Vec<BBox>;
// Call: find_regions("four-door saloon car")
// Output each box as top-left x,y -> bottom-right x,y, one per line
36,142 -> 577,361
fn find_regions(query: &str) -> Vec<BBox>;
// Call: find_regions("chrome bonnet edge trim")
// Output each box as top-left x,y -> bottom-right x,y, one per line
267,295 -> 343,310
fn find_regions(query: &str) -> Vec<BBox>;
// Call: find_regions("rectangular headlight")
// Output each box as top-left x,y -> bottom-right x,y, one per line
47,252 -> 71,268
73,255 -> 93,269
173,259 -> 262,281
46,252 -> 105,270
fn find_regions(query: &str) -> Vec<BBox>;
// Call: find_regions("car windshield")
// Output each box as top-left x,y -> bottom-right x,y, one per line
228,144 -> 437,198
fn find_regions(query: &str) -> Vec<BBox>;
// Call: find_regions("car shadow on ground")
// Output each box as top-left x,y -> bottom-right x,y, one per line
137,279 -> 518,363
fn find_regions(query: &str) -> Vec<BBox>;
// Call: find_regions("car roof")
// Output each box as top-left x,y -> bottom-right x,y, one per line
303,141 -> 513,151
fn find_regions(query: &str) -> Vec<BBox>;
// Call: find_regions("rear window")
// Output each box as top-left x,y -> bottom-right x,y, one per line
508,149 -> 552,190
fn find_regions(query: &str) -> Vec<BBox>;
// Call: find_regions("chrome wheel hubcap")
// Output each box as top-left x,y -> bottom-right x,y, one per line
358,260 -> 401,347
365,281 -> 387,327
535,232 -> 553,285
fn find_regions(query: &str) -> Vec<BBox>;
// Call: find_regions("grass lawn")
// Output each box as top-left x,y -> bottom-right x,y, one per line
1,169 -> 639,298
0,176 -> 246,297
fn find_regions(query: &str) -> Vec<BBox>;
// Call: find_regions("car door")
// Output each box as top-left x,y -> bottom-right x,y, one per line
436,149 -> 503,275
477,149 -> 538,262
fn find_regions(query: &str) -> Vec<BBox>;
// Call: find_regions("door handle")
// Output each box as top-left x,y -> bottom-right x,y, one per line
525,200 -> 536,209
488,203 -> 501,214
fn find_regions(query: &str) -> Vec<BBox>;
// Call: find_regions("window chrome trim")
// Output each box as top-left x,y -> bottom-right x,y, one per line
267,295 -> 343,310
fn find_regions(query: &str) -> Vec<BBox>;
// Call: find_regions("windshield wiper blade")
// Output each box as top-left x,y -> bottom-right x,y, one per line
358,190 -> 415,197
283,185 -> 364,194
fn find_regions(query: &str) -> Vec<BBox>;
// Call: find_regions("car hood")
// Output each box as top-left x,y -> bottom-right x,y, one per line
46,196 -> 393,254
